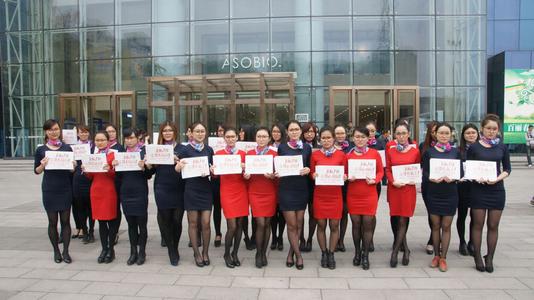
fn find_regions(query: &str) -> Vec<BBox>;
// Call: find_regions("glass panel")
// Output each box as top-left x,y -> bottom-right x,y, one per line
154,56 -> 190,76
520,20 -> 534,50
153,23 -> 189,56
436,51 -> 485,86
207,105 -> 232,134
118,0 -> 151,24
494,21 -> 519,53
237,104 -> 260,132
46,31 -> 79,62
436,87 -> 483,122
398,90 -> 416,133
85,28 -> 114,60
192,21 -> 229,54
231,19 -> 269,53
153,0 -> 189,22
117,96 -> 134,132
494,0 -> 519,20
87,60 -> 115,92
46,62 -> 80,93
191,55 -> 230,74
353,51 -> 393,85
312,0 -> 351,16
180,106 -> 203,138
271,18 -> 311,52
271,0 -> 310,17
192,0 -> 229,20
394,0 -> 434,15
119,25 -> 151,58
419,87 -> 435,122
10,32 -> 44,63
44,0 -> 78,29
353,0 -> 392,15
332,90 -> 351,125
152,107 -> 174,134
121,57 -> 151,90
136,92 -> 148,131
353,17 -> 393,50
357,90 -> 391,131
274,52 -> 311,86
436,17 -> 484,50
83,0 -> 114,26
521,0 -> 534,19
435,0 -> 486,15
62,98 -> 80,129
231,0 -> 269,18
91,96 -> 112,132
394,51 -> 435,86
395,17 -> 434,50
312,17 -> 352,50
266,104 -> 290,126
8,0 -> 42,31
312,52 -> 352,86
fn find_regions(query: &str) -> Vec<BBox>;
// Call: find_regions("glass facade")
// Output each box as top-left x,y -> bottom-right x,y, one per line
1,0 -> 487,157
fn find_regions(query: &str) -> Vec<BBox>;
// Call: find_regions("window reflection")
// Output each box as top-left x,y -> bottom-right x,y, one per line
84,0 -> 114,26
312,0 -> 351,16
312,52 -> 352,86
153,0 -> 189,22
153,56 -> 190,76
119,26 -> 151,58
191,55 -> 230,74
271,18 -> 311,52
435,0 -> 486,15
46,62 -> 80,93
121,58 -> 151,90
87,60 -> 114,92
45,0 -> 78,29
353,51 -> 393,85
232,0 -> 268,18
353,0 -> 392,15
47,30 -> 79,62
153,23 -> 189,56
395,17 -> 434,50
311,17 -> 351,51
394,0 -> 434,15
274,52 -> 311,85
271,0 -> 310,17
192,21 -> 229,54
436,51 -> 484,86
436,17 -> 484,50
85,28 -> 114,60
192,0 -> 229,20
232,20 -> 269,53
394,51 -> 435,86
118,0 -> 151,24
353,17 -> 393,50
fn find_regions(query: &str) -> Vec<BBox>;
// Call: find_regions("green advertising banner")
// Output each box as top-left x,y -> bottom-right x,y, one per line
504,69 -> 534,144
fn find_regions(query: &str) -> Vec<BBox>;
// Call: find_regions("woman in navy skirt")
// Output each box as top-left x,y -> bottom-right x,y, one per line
146,121 -> 186,266
276,120 -> 311,270
468,114 -> 511,273
114,128 -> 152,265
457,123 -> 479,256
72,125 -> 95,244
177,122 -> 214,267
421,122 -> 461,272
34,119 -> 75,263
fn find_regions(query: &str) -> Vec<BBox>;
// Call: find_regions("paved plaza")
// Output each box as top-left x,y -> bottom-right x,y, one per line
0,158 -> 533,300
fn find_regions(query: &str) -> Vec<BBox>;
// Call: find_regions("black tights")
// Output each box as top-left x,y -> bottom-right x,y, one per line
72,195 -> 94,234
317,219 -> 340,252
99,218 -> 119,251
391,216 -> 410,257
352,215 -> 373,255
255,217 -> 271,259
187,210 -> 211,262
339,201 -> 348,247
225,217 -> 244,257
271,206 -> 286,243
430,214 -> 453,258
300,202 -> 317,244
471,209 -> 502,265
126,215 -> 148,253
243,216 -> 256,242
457,202 -> 472,244
390,216 -> 410,245
47,210 -> 71,254
283,210 -> 304,264
158,208 -> 184,261
213,194 -> 222,237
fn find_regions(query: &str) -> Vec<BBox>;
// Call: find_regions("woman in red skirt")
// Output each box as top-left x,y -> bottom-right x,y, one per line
213,127 -> 248,268
83,130 -> 118,264
346,126 -> 384,270
310,126 -> 346,270
244,127 -> 277,268
386,122 -> 420,268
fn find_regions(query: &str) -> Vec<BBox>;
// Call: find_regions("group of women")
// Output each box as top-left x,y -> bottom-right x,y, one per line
34,113 -> 510,273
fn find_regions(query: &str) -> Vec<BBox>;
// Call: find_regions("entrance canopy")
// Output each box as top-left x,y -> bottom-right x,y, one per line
148,72 -> 295,140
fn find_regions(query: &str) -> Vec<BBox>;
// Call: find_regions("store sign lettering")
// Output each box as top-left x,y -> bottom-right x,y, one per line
221,55 -> 281,70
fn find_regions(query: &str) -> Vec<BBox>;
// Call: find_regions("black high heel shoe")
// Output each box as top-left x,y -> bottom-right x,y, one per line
459,242 -> 469,256
97,249 -> 107,264
214,235 -> 222,248
484,255 -> 494,273
361,253 -> 370,270
231,253 -> 241,267
286,253 -> 294,268
277,237 -> 284,251
136,250 -> 146,265
402,249 -> 410,266
390,252 -> 398,268
203,255 -> 210,266
54,251 -> 62,264
326,252 -> 335,270
262,253 -> 268,267
62,251 -> 72,264
104,248 -> 115,264
305,239 -> 313,252
467,241 -> 475,257
224,254 -> 235,268
369,240 -> 375,253
255,252 -> 263,268
296,256 -> 304,270
474,255 -> 485,272
194,254 -> 204,267
353,250 -> 361,266
321,251 -> 328,268
270,238 -> 278,250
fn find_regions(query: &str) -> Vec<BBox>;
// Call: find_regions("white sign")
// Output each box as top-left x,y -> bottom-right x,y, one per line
82,153 -> 108,173
181,156 -> 210,179
145,144 -> 174,165
245,155 -> 274,175
378,150 -> 386,167
62,129 -> 77,145
429,158 -> 461,180
315,165 -> 345,186
45,151 -> 74,170
295,113 -> 309,123
274,155 -> 304,177
463,160 -> 497,181
236,141 -> 257,153
348,159 -> 376,179
71,144 -> 91,161
114,152 -> 142,172
212,155 -> 243,175
392,163 -> 422,184
208,137 -> 226,152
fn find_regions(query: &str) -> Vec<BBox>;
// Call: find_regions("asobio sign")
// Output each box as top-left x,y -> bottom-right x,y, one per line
504,69 -> 534,144
221,55 -> 281,70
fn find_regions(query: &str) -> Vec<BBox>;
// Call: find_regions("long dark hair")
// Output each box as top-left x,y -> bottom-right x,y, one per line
421,121 -> 438,154
270,123 -> 286,145
43,119 -> 61,142
460,123 -> 479,155
158,121 -> 178,144
302,122 -> 318,148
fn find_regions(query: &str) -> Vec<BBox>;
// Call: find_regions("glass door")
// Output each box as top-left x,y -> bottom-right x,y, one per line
394,88 -> 419,136
90,95 -> 114,133
354,90 -> 392,132
328,89 -> 352,126
59,96 -> 81,129
115,93 -> 137,135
